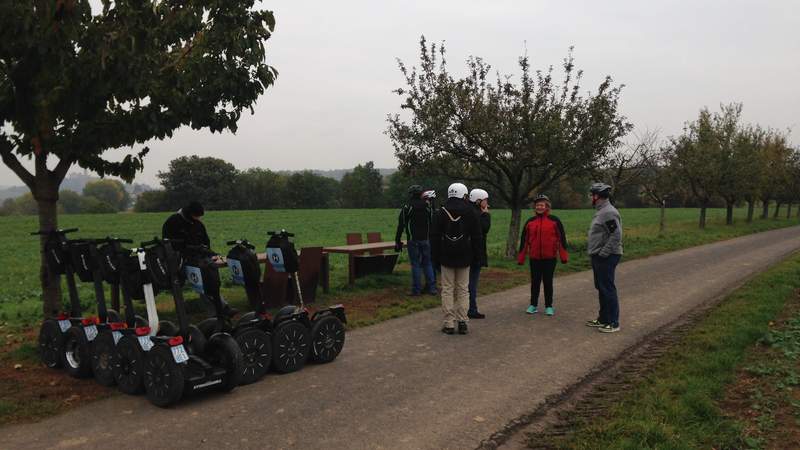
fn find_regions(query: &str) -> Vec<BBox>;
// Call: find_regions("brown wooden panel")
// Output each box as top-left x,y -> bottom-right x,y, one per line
366,232 -> 383,255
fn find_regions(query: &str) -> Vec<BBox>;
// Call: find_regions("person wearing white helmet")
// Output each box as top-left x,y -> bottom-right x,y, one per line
585,182 -> 623,333
467,188 -> 490,319
431,182 -> 482,335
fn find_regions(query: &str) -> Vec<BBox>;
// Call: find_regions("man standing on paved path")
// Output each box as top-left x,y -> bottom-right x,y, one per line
467,188 -> 490,319
431,183 -> 482,335
395,185 -> 437,296
585,183 -> 623,333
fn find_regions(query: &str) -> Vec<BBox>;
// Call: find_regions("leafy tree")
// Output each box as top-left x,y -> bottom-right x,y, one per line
340,161 -> 385,208
285,171 -> 339,209
235,168 -> 287,209
79,196 -> 116,214
387,38 -> 631,257
58,190 -> 84,214
158,156 -> 239,211
134,190 -> 170,212
759,130 -> 793,219
83,179 -> 130,211
0,192 -> 40,215
1,1 -> 276,316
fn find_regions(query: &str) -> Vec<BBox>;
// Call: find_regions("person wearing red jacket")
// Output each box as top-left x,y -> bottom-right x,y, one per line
517,194 -> 569,316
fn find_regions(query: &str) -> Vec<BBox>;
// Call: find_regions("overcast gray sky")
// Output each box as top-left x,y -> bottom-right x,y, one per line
1,0 -> 798,187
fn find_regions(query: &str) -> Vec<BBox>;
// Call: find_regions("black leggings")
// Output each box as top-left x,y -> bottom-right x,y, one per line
530,258 -> 557,307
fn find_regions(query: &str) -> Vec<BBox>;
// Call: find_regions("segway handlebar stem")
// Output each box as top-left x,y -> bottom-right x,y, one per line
30,228 -> 79,236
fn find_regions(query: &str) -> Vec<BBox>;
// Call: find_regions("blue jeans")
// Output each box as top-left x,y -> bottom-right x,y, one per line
407,240 -> 436,294
468,264 -> 482,314
591,254 -> 621,327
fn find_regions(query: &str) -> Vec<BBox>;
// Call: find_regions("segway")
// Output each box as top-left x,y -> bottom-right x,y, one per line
89,238 -> 151,386
33,228 -> 83,369
265,230 -> 347,373
188,243 -> 272,385
139,238 -> 243,407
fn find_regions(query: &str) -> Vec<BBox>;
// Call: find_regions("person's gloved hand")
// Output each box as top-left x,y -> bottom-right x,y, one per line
394,241 -> 403,252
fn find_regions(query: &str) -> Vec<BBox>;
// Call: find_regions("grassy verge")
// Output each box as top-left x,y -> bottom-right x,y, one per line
531,253 -> 800,449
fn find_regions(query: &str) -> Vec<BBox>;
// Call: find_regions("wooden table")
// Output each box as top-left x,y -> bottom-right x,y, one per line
323,241 -> 403,286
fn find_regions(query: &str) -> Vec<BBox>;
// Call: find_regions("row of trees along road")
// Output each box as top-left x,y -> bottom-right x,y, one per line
0,2 -> 277,317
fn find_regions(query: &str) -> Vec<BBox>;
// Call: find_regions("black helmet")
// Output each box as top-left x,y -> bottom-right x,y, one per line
533,193 -> 551,204
589,182 -> 612,198
407,185 -> 423,196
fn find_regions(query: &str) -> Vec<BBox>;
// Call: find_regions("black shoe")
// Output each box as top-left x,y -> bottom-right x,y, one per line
457,321 -> 468,334
441,326 -> 455,335
467,312 -> 485,319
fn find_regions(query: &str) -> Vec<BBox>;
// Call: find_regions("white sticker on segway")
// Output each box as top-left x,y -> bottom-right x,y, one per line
171,344 -> 189,364
58,320 -> 71,332
137,336 -> 154,352
266,248 -> 286,272
227,258 -> 245,285
84,325 -> 98,341
184,265 -> 205,294
112,331 -> 123,344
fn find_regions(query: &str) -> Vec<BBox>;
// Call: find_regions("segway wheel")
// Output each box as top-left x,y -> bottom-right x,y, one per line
38,319 -> 64,369
234,327 -> 271,385
143,345 -> 185,407
272,321 -> 310,374
91,331 -> 117,386
134,315 -> 148,328
197,317 -> 219,339
106,309 -> 122,323
62,326 -> 93,378
114,335 -> 145,395
157,320 -> 177,336
310,315 -> 346,364
206,334 -> 243,391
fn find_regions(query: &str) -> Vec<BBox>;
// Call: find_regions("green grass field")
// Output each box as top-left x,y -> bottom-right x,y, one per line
0,207 -> 797,327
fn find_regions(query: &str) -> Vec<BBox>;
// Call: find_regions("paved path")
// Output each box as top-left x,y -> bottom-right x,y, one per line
3,226 -> 800,450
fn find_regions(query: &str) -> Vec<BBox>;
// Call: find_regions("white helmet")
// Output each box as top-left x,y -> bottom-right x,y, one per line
469,188 -> 488,203
421,190 -> 436,200
447,183 -> 468,199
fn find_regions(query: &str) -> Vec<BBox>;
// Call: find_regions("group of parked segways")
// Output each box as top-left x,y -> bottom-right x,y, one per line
35,228 -> 346,407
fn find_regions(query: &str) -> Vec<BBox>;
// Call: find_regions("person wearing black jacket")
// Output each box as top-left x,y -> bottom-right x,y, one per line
467,188 -> 491,319
162,201 -> 237,317
395,185 -> 437,296
431,183 -> 482,335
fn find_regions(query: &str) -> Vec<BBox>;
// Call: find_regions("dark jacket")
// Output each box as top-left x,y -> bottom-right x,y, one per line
517,212 -> 569,263
395,197 -> 433,243
431,198 -> 482,268
472,204 -> 491,267
162,209 -> 210,251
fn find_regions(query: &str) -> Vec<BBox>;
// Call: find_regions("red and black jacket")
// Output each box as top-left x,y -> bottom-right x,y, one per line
517,212 -> 569,263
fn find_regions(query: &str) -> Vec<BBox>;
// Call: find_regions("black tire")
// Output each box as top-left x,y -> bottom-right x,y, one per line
310,315 -> 346,364
38,320 -> 64,369
234,327 -> 271,385
143,344 -> 185,407
236,312 -> 258,327
157,320 -> 177,336
134,315 -> 148,328
206,334 -> 243,391
91,331 -> 117,386
196,318 -> 219,339
187,324 -> 207,355
62,326 -> 93,378
106,309 -> 122,323
272,321 -> 310,374
114,335 -> 146,395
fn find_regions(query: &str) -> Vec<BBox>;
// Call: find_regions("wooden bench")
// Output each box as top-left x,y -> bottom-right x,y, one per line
323,233 -> 402,286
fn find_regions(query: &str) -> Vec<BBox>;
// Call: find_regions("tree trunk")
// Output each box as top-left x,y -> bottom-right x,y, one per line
761,199 -> 770,219
659,200 -> 666,234
506,206 -> 523,258
36,193 -> 62,318
699,205 -> 707,229
774,202 -> 782,219
725,201 -> 734,225
746,200 -> 754,223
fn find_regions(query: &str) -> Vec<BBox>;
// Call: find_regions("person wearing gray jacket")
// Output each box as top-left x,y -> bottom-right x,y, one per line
585,183 -> 623,333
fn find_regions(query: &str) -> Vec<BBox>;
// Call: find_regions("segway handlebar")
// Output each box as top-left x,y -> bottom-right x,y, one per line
140,237 -> 183,248
30,228 -> 79,236
226,239 -> 256,250
267,230 -> 294,237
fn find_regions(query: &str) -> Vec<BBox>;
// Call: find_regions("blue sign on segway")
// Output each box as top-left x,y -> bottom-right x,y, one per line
227,258 -> 245,285
185,265 -> 204,294
266,248 -> 286,272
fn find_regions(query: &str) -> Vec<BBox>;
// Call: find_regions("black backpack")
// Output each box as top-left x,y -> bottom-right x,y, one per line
441,207 -> 470,255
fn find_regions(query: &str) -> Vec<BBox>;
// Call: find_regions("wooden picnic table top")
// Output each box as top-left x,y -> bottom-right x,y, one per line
322,241 -> 403,254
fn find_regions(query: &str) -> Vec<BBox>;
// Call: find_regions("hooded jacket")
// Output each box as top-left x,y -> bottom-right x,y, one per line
162,209 -> 210,252
431,197 -> 482,268
587,199 -> 623,257
395,197 -> 433,242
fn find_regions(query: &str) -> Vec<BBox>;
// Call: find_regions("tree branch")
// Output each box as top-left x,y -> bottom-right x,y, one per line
0,135 -> 34,189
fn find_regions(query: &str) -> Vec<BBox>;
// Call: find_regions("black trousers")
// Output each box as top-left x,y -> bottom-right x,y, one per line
529,258 -> 557,307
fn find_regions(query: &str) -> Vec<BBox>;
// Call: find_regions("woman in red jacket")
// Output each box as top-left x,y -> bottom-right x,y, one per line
517,194 -> 569,316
